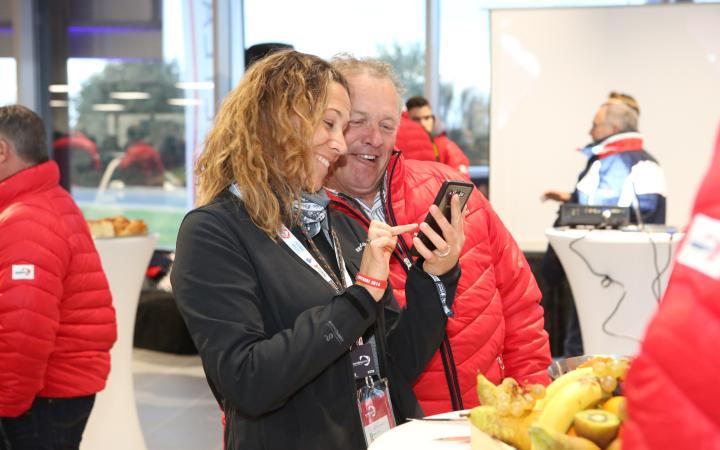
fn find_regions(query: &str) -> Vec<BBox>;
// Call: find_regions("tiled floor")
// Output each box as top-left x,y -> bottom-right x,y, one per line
133,349 -> 222,450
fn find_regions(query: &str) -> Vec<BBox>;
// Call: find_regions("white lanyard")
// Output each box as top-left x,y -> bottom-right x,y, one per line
229,183 -> 352,290
278,225 -> 353,290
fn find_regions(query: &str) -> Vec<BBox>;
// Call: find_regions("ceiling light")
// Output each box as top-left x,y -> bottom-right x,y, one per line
110,91 -> 150,100
167,98 -> 201,106
48,84 -> 69,93
175,81 -> 214,90
92,103 -> 124,112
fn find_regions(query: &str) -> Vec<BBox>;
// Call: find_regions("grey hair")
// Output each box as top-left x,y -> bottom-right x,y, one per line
0,105 -> 48,164
330,53 -> 405,113
601,101 -> 639,133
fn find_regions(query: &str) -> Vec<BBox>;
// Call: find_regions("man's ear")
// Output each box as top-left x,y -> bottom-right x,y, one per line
0,138 -> 10,163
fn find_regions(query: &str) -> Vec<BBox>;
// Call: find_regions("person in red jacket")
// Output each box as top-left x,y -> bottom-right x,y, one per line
623,124 -> 720,449
0,105 -> 116,449
406,95 -> 470,179
325,55 -> 551,415
395,111 -> 436,163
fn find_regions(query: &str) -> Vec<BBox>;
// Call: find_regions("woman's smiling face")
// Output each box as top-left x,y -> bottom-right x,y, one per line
309,82 -> 351,192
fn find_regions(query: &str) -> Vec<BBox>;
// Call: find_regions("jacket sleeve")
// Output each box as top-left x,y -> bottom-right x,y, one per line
385,265 -> 459,383
170,210 -> 379,417
486,205 -> 552,386
0,213 -> 67,417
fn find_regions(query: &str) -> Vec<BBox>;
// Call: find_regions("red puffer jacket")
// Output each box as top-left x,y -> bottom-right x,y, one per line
395,112 -> 436,163
434,133 -> 470,180
0,161 -> 116,417
623,126 -> 720,449
330,153 -> 551,415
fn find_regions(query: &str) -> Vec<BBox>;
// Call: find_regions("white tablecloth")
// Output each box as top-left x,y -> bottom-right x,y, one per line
546,227 -> 683,356
81,235 -> 157,450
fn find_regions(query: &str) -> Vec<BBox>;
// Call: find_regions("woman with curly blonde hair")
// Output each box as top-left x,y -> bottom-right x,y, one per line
171,50 -> 463,449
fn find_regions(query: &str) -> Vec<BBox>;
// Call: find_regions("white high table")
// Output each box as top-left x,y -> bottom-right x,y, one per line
368,410 -> 512,450
81,235 -> 157,450
546,227 -> 682,356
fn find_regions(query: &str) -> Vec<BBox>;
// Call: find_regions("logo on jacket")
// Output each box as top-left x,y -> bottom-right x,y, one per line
12,264 -> 35,280
677,214 -> 720,279
355,241 -> 367,253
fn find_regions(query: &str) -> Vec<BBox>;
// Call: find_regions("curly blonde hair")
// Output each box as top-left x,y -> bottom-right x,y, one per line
195,50 -> 348,238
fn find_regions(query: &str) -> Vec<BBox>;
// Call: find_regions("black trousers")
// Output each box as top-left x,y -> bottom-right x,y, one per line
0,395 -> 95,450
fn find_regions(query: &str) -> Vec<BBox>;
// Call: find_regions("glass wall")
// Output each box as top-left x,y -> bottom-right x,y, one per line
0,2 -> 16,106
244,0 -> 426,96
43,0 -> 214,249
9,0 -> 716,248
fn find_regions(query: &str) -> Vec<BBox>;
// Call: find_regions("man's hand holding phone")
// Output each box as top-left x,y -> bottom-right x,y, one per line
413,193 -> 466,276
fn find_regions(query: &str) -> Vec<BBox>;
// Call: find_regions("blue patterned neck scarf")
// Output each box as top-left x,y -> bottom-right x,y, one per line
297,190 -> 330,238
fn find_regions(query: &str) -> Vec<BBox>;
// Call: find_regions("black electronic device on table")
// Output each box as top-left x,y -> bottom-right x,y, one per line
558,204 -> 630,229
410,181 -> 474,257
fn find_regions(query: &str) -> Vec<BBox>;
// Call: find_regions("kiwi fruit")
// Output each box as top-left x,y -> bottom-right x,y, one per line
573,409 -> 620,448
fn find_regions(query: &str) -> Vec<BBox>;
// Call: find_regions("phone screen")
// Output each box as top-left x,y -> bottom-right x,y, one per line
410,181 -> 473,256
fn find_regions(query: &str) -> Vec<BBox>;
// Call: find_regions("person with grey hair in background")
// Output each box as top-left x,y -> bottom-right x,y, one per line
541,92 -> 666,357
0,105 -> 116,450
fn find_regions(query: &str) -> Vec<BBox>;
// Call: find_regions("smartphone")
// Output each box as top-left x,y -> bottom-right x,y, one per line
410,180 -> 474,257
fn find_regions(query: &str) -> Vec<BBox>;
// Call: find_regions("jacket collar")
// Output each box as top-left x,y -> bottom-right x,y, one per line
384,151 -> 410,225
386,151 -> 405,198
588,131 -> 644,159
0,160 -> 60,209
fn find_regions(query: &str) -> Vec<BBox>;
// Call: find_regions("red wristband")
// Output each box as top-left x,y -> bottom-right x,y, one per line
355,273 -> 388,290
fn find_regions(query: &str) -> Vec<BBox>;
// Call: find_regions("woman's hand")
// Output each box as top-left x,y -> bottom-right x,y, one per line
357,220 -> 418,301
412,194 -> 466,276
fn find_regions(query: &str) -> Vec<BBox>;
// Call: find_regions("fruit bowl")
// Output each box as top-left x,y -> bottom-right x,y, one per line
548,355 -> 626,380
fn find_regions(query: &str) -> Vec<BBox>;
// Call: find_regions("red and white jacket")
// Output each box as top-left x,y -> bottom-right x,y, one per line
623,126 -> 720,449
329,153 -> 551,415
0,161 -> 116,417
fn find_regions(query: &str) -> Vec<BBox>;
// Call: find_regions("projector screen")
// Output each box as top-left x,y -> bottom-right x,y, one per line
489,3 -> 720,251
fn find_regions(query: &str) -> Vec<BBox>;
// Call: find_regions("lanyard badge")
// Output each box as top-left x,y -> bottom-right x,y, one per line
357,378 -> 396,446
350,342 -> 377,379
351,338 -> 396,445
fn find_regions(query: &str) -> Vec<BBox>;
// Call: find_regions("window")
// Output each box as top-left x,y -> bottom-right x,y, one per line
44,0 -> 215,249
0,3 -> 16,106
244,0 -> 426,95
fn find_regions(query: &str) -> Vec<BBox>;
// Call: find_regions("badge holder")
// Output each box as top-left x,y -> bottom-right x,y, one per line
356,377 -> 396,446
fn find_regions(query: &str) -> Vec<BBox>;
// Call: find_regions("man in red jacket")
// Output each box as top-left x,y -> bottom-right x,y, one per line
0,105 -> 116,449
623,124 -> 720,449
325,56 -> 551,415
395,112 -> 436,163
406,95 -> 470,179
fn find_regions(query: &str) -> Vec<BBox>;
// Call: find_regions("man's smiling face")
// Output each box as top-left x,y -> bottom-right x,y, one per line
326,73 -> 400,205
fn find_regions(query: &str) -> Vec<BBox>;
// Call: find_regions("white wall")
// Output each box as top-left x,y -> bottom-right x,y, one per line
489,3 -> 720,251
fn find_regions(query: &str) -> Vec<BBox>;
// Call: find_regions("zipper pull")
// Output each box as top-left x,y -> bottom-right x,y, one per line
403,257 -> 412,270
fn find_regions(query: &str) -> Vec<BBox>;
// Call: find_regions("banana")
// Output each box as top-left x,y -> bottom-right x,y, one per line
476,373 -> 500,406
528,425 -> 602,450
534,376 -> 607,433
468,405 -> 538,450
535,366 -> 594,410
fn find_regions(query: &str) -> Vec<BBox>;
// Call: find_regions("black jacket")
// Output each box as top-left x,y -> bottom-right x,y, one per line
171,192 -> 459,449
